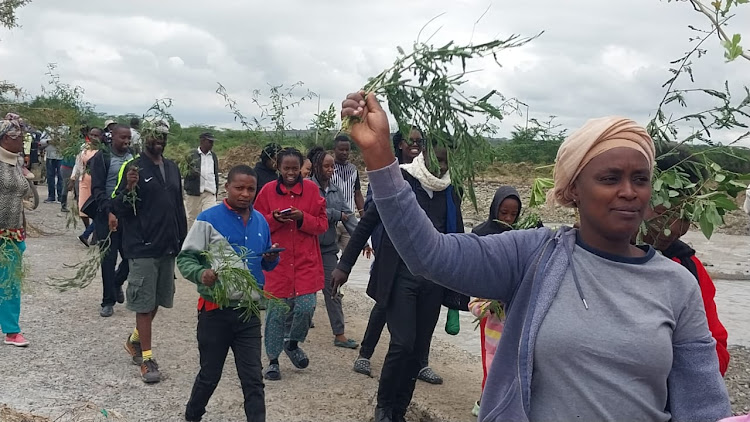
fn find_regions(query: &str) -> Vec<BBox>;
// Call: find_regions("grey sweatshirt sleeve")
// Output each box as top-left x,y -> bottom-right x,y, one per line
668,285 -> 732,421
369,159 -> 550,302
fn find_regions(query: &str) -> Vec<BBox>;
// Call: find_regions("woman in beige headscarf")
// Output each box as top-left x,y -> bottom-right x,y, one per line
339,90 -> 731,422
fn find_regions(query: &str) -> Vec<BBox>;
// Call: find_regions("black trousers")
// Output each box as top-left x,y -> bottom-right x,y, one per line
360,302 -> 431,369
97,217 -> 129,307
186,308 -> 265,422
377,267 -> 444,413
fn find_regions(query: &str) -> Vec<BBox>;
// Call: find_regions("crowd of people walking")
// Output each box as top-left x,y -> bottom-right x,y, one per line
0,100 -> 740,422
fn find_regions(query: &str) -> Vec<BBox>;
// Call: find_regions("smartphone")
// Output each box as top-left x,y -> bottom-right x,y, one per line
263,247 -> 286,254
279,207 -> 292,214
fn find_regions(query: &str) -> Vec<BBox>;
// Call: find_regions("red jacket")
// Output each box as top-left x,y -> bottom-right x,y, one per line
669,255 -> 730,376
254,178 -> 328,299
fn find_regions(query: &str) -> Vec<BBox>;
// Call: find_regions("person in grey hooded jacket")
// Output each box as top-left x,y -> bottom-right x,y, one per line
341,91 -> 731,422
308,147 -> 360,349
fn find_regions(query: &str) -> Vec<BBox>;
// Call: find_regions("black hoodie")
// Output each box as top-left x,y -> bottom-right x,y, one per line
472,186 -> 522,236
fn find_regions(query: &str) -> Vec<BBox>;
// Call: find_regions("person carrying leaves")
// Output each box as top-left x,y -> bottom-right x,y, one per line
89,124 -> 133,317
178,164 -> 280,422
253,147 -> 328,381
468,185 -> 522,417
114,120 -> 187,384
0,118 -> 30,347
638,151 -> 730,376
341,91 -> 730,422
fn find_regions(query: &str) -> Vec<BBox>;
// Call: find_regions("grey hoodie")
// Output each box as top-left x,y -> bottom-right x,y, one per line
472,186 -> 521,236
368,159 -> 731,422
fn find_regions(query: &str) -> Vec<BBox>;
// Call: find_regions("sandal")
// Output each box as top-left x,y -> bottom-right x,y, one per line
284,344 -> 309,369
353,357 -> 371,376
263,363 -> 281,381
417,366 -> 443,385
334,338 -> 359,349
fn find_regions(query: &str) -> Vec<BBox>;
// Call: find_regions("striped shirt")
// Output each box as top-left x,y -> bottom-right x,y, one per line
332,162 -> 360,212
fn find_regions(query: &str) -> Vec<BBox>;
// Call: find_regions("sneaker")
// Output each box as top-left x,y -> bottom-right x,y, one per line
141,359 -> 161,383
43,198 -> 55,204
61,205 -> 69,213
117,287 -> 125,304
4,333 -> 29,347
284,343 -> 309,369
472,401 -> 480,417
417,366 -> 443,385
124,335 -> 143,365
77,235 -> 89,248
100,305 -> 114,317
263,363 -> 281,381
353,357 -> 371,376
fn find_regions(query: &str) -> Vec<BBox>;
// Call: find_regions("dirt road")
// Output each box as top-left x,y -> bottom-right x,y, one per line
1,201 -> 748,421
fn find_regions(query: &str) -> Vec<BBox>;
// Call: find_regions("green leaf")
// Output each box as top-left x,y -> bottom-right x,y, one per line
663,228 -> 672,237
715,173 -> 727,182
668,190 -> 680,198
712,195 -> 738,211
653,178 -> 664,191
397,46 -> 405,55
698,211 -> 715,239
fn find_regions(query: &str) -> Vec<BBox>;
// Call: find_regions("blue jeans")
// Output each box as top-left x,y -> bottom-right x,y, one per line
81,221 -> 96,240
46,159 -> 62,201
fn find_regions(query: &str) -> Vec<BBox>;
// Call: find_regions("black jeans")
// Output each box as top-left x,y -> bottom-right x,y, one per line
377,266 -> 444,413
97,215 -> 129,307
360,301 -> 431,369
186,309 -> 265,422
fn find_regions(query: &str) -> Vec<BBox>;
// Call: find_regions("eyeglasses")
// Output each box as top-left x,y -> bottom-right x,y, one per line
405,138 -> 424,147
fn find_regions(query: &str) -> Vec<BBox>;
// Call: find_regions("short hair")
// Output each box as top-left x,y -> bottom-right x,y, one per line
130,117 -> 140,127
112,124 -> 131,133
227,165 -> 257,183
333,134 -> 351,146
276,147 -> 304,168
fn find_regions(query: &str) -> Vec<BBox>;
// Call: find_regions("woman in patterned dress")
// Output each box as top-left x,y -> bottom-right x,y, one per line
0,118 -> 31,347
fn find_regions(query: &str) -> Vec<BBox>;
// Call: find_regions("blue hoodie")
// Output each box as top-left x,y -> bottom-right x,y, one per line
368,159 -> 731,422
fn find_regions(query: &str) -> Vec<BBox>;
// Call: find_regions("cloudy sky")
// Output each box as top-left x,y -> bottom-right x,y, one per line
1,0 -> 748,142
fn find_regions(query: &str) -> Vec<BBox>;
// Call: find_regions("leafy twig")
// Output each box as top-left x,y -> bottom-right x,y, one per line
340,26 -> 541,208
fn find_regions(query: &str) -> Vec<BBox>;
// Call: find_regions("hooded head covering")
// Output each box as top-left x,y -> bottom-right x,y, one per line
547,117 -> 655,208
472,186 -> 521,236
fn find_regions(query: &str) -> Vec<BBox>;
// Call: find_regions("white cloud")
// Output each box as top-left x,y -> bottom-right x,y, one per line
0,0 -> 748,144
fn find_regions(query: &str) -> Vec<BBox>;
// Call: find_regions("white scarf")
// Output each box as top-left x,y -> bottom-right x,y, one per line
400,153 -> 451,197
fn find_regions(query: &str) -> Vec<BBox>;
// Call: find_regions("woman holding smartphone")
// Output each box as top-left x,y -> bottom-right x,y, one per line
253,147 -> 328,381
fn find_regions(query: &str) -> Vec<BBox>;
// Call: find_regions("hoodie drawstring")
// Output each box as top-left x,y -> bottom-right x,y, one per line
564,232 -> 589,310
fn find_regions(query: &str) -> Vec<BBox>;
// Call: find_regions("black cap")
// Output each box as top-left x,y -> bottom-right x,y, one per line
199,132 -> 216,141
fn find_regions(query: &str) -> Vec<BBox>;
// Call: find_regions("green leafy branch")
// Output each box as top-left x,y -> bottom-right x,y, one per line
201,243 -> 287,321
341,18 -> 541,208
472,299 -> 505,330
669,0 -> 750,62
0,236 -> 26,303
48,232 -> 112,291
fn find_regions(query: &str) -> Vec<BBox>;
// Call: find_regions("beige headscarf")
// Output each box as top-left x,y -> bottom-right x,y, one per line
547,116 -> 655,208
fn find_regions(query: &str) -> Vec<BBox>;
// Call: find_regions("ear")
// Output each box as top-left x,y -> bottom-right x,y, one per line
569,181 -> 580,205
